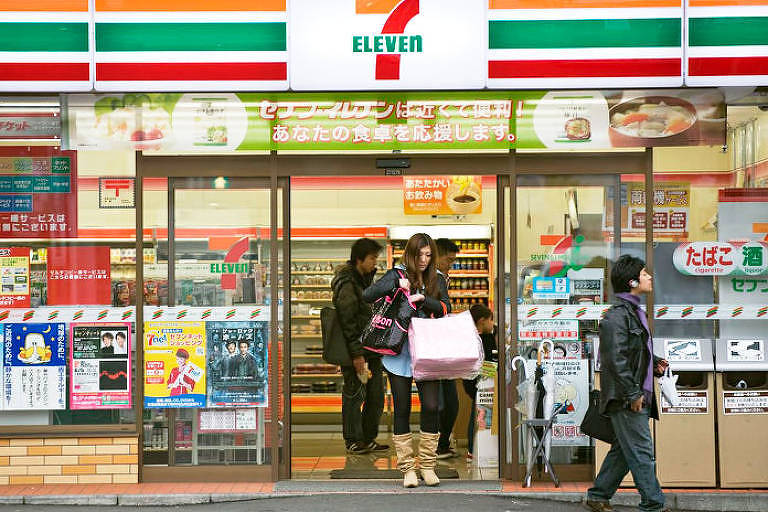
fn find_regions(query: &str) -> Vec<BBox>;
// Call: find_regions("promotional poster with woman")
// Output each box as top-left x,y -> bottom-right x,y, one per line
144,321 -> 206,408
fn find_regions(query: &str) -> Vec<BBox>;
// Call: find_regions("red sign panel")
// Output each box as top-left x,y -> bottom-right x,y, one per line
0,148 -> 77,239
0,247 -> 30,308
46,246 -> 111,306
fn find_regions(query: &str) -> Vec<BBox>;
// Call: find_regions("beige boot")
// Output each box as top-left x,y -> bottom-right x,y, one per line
392,433 -> 418,488
418,431 -> 441,486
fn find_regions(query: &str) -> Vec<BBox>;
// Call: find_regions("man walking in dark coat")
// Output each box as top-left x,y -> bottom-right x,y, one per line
585,255 -> 669,512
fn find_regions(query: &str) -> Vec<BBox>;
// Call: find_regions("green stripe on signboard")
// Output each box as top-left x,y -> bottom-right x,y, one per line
489,19 -> 680,49
96,22 -> 286,52
689,17 -> 768,47
0,23 -> 88,52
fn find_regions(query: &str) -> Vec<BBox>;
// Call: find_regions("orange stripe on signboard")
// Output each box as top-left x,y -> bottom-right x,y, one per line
690,0 -> 768,5
540,235 -> 565,246
0,0 -> 88,11
356,0 -> 401,14
489,0 -> 681,8
753,223 -> 768,233
95,0 -> 284,11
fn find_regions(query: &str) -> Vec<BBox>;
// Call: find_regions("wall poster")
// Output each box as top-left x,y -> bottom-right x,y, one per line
2,322 -> 67,410
206,321 -> 269,408
69,323 -> 131,409
0,247 -> 30,308
144,321 -> 206,408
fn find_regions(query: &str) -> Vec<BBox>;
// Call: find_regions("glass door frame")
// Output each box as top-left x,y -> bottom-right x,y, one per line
136,154 -> 291,482
502,149 -> 655,482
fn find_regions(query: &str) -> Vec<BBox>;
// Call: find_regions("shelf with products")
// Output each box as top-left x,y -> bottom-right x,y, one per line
388,228 -> 494,316
289,234 -> 389,419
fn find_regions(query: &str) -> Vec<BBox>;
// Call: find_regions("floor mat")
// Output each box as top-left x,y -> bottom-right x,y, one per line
329,468 -> 460,479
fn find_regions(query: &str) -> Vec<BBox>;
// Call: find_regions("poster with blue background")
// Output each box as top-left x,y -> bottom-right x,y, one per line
2,323 -> 67,410
206,321 -> 268,408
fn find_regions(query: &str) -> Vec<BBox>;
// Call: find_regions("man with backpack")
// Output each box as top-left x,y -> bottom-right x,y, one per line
331,238 -> 388,455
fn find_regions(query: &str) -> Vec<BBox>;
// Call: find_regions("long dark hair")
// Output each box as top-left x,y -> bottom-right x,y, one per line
400,233 -> 439,298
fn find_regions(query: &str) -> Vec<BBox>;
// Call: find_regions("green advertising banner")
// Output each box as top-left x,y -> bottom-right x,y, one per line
64,89 -> 725,152
65,92 -> 515,152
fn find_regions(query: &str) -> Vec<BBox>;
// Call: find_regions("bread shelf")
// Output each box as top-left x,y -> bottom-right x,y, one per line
292,315 -> 321,319
291,354 -> 324,359
291,373 -> 341,378
291,334 -> 322,338
290,298 -> 332,302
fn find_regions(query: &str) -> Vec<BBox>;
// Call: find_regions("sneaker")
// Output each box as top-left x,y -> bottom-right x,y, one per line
582,499 -> 614,512
436,446 -> 458,459
346,441 -> 372,455
366,441 -> 390,452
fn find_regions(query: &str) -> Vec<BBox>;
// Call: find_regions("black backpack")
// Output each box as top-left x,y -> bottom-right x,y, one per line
320,306 -> 352,366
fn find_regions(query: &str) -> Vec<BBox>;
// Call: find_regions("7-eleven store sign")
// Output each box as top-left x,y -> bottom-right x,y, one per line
290,0 -> 485,90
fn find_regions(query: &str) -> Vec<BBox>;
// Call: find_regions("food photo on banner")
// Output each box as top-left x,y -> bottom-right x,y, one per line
206,321 -> 268,408
144,321 -> 206,408
2,323 -> 67,410
69,323 -> 131,410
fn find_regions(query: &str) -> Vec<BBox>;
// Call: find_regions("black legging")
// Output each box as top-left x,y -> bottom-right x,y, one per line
388,371 -> 440,435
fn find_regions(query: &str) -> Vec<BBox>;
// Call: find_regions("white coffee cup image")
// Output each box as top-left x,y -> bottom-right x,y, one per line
446,180 -> 481,214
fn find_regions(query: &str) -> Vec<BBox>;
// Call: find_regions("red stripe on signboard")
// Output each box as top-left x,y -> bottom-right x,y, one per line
381,0 -> 419,33
376,54 -> 401,79
96,62 -> 287,81
488,58 -> 680,78
689,56 -> 768,76
0,63 -> 89,81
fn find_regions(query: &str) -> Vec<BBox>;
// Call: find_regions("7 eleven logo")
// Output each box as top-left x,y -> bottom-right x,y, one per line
354,0 -> 421,80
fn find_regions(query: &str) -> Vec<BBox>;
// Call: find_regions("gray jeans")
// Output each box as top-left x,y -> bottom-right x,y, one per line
341,357 -> 384,446
587,406 -> 665,512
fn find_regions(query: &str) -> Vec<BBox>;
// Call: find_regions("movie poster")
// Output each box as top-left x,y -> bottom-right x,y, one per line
70,323 -> 131,409
144,321 -> 206,408
206,321 -> 268,408
2,322 -> 67,410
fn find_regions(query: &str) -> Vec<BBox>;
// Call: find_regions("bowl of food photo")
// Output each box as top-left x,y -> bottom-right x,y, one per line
608,96 -> 700,147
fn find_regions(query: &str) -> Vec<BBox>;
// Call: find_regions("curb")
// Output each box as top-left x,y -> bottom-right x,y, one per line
0,490 -> 762,510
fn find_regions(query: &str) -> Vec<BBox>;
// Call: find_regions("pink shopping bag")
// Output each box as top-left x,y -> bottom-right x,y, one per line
409,310 -> 484,381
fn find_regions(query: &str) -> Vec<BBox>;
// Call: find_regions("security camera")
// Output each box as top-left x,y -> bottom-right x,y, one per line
720,144 -> 728,153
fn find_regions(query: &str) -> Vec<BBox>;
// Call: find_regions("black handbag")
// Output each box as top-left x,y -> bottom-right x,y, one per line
580,389 -> 617,444
320,306 -> 352,366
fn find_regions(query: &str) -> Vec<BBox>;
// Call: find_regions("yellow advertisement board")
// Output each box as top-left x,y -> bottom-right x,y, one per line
144,321 -> 206,408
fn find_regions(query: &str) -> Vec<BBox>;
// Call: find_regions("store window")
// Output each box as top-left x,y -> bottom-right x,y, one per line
140,175 -> 283,470
0,147 -> 137,428
511,172 -> 646,480
651,120 -> 768,487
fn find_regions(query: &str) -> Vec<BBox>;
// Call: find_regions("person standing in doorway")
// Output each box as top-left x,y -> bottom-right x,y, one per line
331,238 -> 388,455
364,233 -> 451,488
463,303 -> 498,462
585,255 -> 669,512
434,238 -> 460,459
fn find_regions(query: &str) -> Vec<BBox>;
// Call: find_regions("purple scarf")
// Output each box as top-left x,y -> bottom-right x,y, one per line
616,292 -> 654,404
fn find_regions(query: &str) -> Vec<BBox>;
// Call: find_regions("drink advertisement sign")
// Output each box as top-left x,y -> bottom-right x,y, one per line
403,176 -> 482,216
144,321 -> 206,408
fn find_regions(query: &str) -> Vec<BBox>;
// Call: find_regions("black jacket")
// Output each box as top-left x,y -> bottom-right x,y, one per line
331,263 -> 376,359
598,297 -> 662,420
362,266 -> 450,320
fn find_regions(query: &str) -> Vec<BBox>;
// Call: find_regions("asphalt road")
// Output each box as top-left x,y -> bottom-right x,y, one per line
0,496 -> 640,512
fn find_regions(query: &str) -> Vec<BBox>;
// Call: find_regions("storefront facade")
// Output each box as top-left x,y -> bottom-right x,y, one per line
1,0 -> 767,488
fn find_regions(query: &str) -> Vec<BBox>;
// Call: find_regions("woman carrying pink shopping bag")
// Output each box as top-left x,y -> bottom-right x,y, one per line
362,233 -> 450,488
